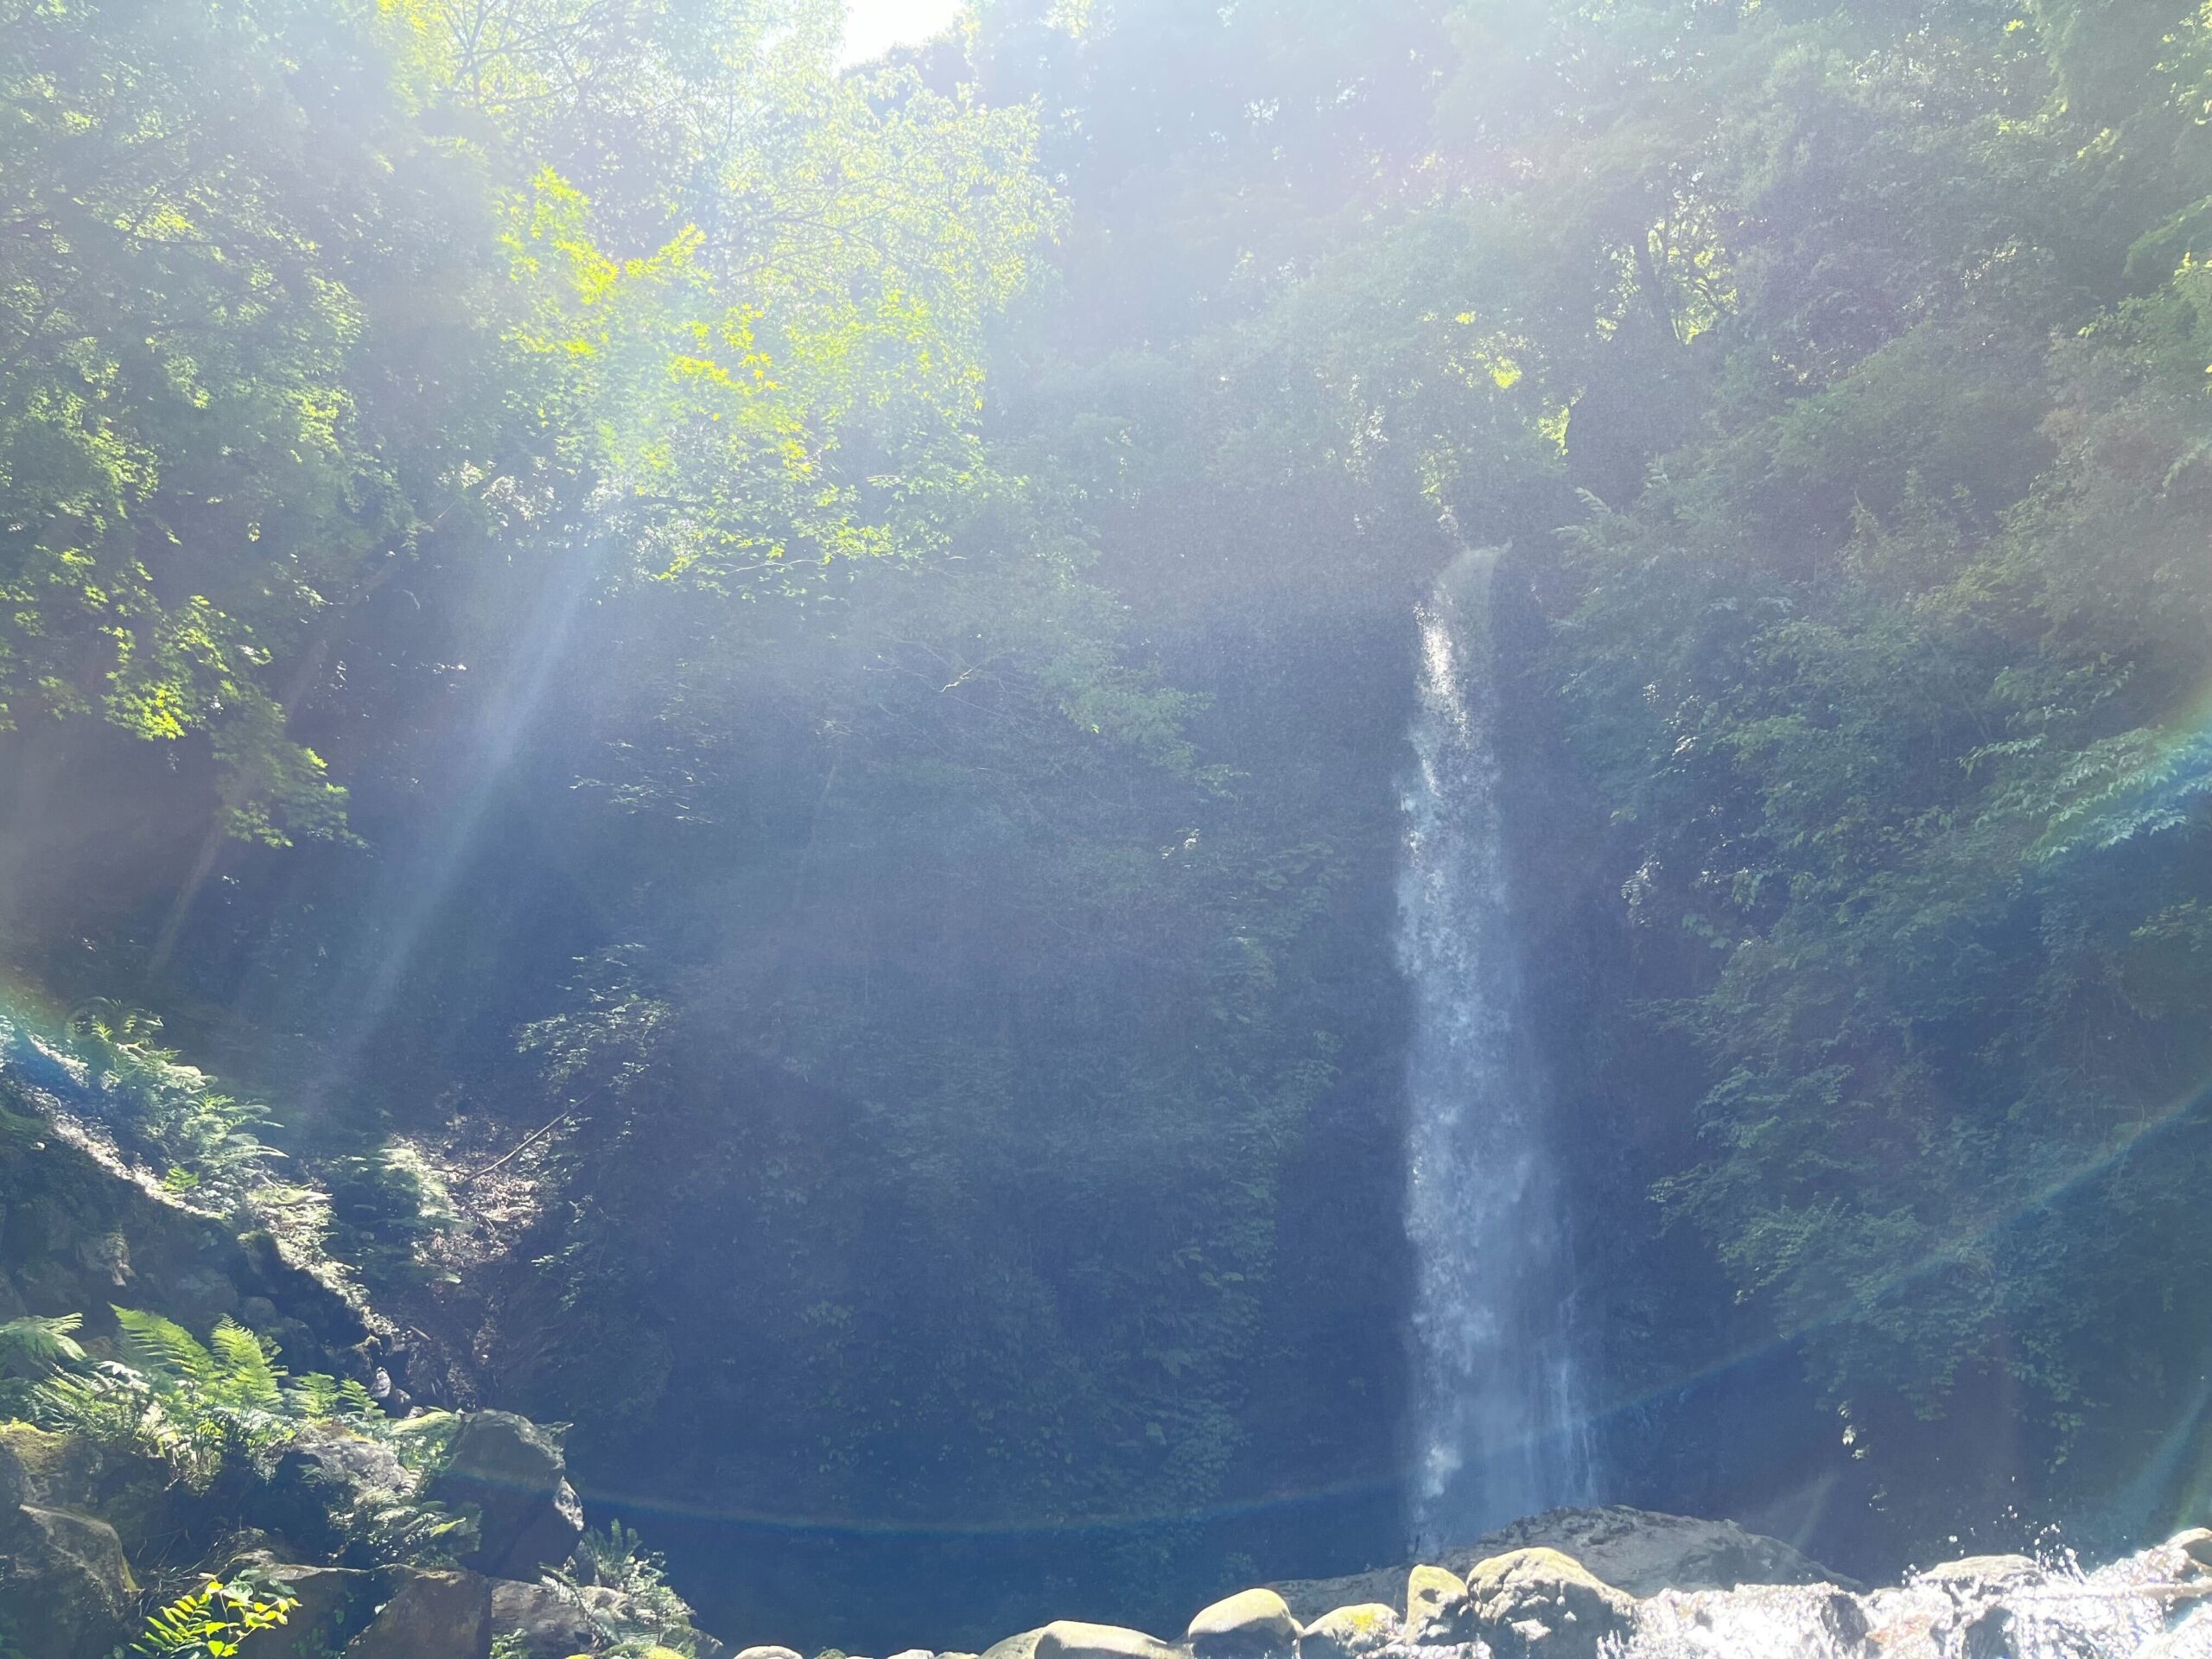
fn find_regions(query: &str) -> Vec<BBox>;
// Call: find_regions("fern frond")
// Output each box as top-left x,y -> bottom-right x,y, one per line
336,1377 -> 383,1422
283,1372 -> 340,1421
209,1319 -> 284,1409
113,1308 -> 214,1386
0,1313 -> 85,1377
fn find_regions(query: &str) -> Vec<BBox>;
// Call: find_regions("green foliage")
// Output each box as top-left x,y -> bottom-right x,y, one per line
16,1307 -> 487,1568
0,1313 -> 85,1378
130,1573 -> 299,1659
29,1308 -> 379,1489
0,1313 -> 85,1419
0,1002 -> 277,1218
0,0 -> 1052,851
1439,0 -> 2212,1513
319,1140 -> 457,1292
560,1521 -> 696,1637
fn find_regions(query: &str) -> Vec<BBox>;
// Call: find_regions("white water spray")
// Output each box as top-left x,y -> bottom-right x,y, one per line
1400,546 -> 1592,1547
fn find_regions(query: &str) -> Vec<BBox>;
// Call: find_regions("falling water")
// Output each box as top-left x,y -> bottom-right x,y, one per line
1400,546 -> 1592,1548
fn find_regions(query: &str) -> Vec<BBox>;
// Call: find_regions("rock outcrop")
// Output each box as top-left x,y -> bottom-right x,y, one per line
1268,1504 -> 1849,1620
0,1500 -> 136,1659
491,1579 -> 610,1657
251,1425 -> 418,1556
341,1567 -> 493,1659
0,1077 -> 365,1377
425,1410 -> 584,1580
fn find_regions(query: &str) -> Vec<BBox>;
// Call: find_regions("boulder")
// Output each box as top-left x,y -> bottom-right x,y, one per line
219,1551 -> 376,1658
1296,1604 -> 1400,1659
427,1412 -> 585,1581
887,1649 -> 935,1659
492,1578 -> 607,1656
342,1567 -> 492,1659
2172,1528 -> 2212,1575
0,1425 -> 180,1553
0,1425 -> 92,1510
1186,1588 -> 1299,1659
1464,1548 -> 1637,1659
1033,1620 -> 1180,1659
735,1649 -> 807,1659
254,1426 -> 415,1555
978,1628 -> 1043,1659
0,1503 -> 137,1659
1405,1563 -> 1474,1644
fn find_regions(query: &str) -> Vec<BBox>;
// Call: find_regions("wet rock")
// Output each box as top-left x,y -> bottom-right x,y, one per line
2171,1528 -> 2212,1574
341,1567 -> 492,1659
1915,1554 -> 2046,1593
1464,1548 -> 1636,1659
2137,1604 -> 2212,1659
427,1411 -> 584,1581
0,1503 -> 137,1659
1405,1563 -> 1475,1644
1033,1618 -> 1181,1659
1296,1603 -> 1400,1659
492,1578 -> 607,1656
1632,1582 -> 1872,1657
1187,1588 -> 1300,1659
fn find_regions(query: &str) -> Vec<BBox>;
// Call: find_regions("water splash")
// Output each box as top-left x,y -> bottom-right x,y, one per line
1399,546 -> 1592,1547
1623,1536 -> 2210,1658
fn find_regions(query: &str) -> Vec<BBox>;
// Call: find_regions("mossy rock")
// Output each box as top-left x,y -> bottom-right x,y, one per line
1405,1563 -> 1472,1644
1463,1548 -> 1635,1659
0,1424 -> 81,1508
0,1503 -> 137,1659
1298,1604 -> 1399,1659
1185,1589 -> 1299,1659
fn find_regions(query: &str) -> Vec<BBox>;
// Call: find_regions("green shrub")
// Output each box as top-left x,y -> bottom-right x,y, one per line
131,1571 -> 299,1657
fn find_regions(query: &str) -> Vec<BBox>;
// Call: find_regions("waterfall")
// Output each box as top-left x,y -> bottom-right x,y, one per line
1399,546 -> 1592,1548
